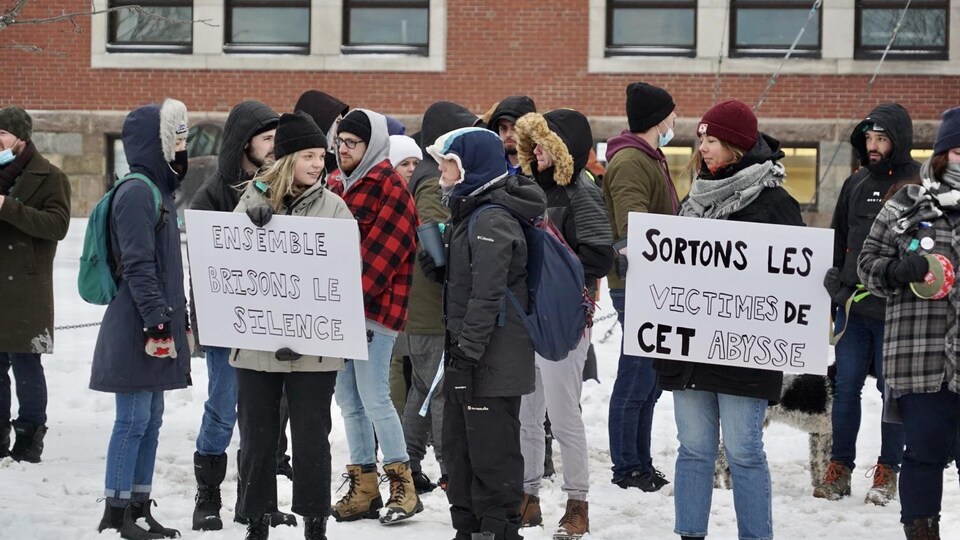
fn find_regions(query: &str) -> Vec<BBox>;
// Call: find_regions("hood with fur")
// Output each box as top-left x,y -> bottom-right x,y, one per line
515,109 -> 592,187
121,98 -> 187,192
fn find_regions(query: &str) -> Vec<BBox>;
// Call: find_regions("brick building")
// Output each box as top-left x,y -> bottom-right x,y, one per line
5,0 -> 960,223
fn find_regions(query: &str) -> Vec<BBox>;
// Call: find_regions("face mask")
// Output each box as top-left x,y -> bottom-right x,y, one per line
170,149 -> 189,180
0,148 -> 14,166
658,125 -> 674,147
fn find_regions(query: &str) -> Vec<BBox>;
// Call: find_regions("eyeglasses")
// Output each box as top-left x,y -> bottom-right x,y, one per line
335,137 -> 364,150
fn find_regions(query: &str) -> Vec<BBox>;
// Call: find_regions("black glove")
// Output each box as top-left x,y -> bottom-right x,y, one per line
822,267 -> 854,305
418,250 -> 445,284
275,347 -> 302,362
444,346 -> 477,404
246,205 -> 273,228
886,254 -> 929,288
615,253 -> 628,280
145,323 -> 177,359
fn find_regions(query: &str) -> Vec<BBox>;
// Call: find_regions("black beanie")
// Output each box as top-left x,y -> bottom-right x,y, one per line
338,110 -> 372,145
274,111 -> 326,160
626,82 -> 675,133
0,107 -> 33,141
934,107 -> 960,155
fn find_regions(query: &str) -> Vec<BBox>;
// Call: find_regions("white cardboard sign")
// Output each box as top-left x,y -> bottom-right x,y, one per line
623,213 -> 833,375
184,209 -> 368,360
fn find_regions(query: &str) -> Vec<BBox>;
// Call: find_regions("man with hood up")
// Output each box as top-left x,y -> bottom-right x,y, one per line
402,101 -> 482,495
512,109 -> 614,539
486,96 -> 537,175
326,109 -> 422,525
428,127 -> 547,540
186,100 -> 285,531
817,103 -> 916,504
294,89 -> 350,173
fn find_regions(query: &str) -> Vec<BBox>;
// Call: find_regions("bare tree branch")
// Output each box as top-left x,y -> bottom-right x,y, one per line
0,2 -> 217,30
0,41 -> 66,55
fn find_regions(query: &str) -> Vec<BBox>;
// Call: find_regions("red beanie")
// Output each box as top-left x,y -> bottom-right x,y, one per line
697,100 -> 758,151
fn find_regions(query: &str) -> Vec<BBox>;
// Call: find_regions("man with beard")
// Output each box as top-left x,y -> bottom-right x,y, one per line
487,96 -> 537,175
187,100 -> 287,531
818,103 -> 918,505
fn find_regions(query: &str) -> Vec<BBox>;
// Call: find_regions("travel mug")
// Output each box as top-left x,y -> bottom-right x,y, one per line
417,221 -> 447,266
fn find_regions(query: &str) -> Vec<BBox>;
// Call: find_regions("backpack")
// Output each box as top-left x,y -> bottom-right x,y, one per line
78,173 -> 164,305
468,204 -> 593,361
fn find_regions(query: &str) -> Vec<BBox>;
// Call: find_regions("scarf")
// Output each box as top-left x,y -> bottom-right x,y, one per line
892,160 -> 960,234
0,140 -> 37,196
680,160 -> 785,220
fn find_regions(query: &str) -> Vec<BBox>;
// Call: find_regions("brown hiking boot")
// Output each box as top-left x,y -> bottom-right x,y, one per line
864,463 -> 898,506
519,493 -> 542,528
904,517 -> 940,540
379,461 -> 423,524
813,461 -> 852,500
554,499 -> 589,539
331,464 -> 383,522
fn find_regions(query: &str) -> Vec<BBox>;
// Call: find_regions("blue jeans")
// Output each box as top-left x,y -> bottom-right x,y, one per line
674,390 -> 772,540
196,346 -> 237,455
832,310 -> 904,471
898,386 -> 960,524
0,352 -> 47,425
105,391 -> 164,505
335,329 -> 409,465
607,289 -> 661,480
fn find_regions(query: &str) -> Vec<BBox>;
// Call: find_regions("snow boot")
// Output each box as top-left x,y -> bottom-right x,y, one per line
97,500 -> 125,533
193,451 -> 227,531
131,500 -> 180,538
0,420 -> 10,458
379,461 -> 423,524
331,464 -> 383,522
10,420 -> 47,463
813,461 -> 852,500
244,514 -> 271,540
303,516 -> 328,540
554,499 -> 589,540
903,516 -> 940,540
864,463 -> 898,506
519,493 -> 542,527
109,504 -> 164,540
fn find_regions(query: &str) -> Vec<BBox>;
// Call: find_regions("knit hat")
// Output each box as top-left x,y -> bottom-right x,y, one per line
626,83 -> 675,133
386,115 -> 406,136
274,111 -> 326,160
0,107 -> 32,141
934,107 -> 960,155
697,100 -> 758,151
389,135 -> 422,168
338,110 -> 372,145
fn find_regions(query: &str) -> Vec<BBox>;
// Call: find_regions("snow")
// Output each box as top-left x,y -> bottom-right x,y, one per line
1,217 -> 958,540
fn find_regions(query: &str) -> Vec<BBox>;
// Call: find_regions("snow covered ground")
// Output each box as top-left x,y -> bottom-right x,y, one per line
1,217 -> 958,540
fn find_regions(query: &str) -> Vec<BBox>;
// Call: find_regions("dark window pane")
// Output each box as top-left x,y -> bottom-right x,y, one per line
736,9 -> 819,47
348,8 -> 428,45
229,7 -> 309,44
612,8 -> 695,47
111,6 -> 192,44
861,8 -> 945,47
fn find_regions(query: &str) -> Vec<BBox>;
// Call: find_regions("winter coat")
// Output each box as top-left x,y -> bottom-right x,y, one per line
0,150 -> 70,353
89,104 -> 191,393
654,135 -> 804,404
229,180 -> 353,373
445,175 -> 547,397
602,131 -> 681,289
832,103 -> 920,320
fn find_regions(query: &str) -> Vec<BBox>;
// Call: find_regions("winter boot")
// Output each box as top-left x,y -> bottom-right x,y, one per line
97,500 -> 125,533
331,464 -> 383,522
864,463 -> 898,506
10,420 -> 47,463
813,461 -> 852,500
903,517 -> 940,540
193,452 -> 227,531
0,420 -> 10,458
412,469 -> 437,494
244,514 -> 271,540
235,449 -> 296,527
614,468 -> 669,492
554,499 -> 589,540
131,500 -> 180,538
303,516 -> 328,540
519,493 -> 543,528
120,504 -> 165,540
379,461 -> 423,524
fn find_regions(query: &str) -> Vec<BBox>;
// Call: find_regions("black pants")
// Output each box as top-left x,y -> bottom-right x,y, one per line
236,368 -> 336,518
444,395 -> 523,540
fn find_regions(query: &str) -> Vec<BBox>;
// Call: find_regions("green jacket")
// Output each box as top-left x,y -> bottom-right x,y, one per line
0,151 -> 71,353
405,175 -> 447,335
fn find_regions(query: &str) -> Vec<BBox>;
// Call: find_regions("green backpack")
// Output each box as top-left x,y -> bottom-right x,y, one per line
77,173 -> 163,305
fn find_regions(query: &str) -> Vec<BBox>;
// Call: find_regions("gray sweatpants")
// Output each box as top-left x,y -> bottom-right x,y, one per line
401,333 -> 446,473
519,334 -> 590,500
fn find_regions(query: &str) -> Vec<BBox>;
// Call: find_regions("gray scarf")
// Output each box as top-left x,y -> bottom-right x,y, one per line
680,160 -> 785,220
892,161 -> 960,234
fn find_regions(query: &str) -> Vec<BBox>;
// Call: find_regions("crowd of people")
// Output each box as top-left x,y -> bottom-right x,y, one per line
0,85 -> 958,540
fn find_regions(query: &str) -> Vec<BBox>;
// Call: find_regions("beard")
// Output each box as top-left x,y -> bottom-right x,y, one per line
505,145 -> 518,156
246,147 -> 274,170
868,151 -> 889,164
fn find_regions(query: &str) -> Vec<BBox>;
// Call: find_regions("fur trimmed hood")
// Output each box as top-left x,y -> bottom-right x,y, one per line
159,98 -> 188,162
515,109 -> 592,187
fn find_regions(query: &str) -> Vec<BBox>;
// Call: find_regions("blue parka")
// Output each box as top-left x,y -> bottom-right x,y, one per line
89,104 -> 191,393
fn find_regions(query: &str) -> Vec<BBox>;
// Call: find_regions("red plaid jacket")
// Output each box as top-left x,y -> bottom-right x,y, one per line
328,160 -> 418,332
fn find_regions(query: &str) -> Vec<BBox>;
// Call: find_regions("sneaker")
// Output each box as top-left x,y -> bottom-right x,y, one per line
613,468 -> 669,492
412,470 -> 437,494
813,461 -> 852,500
519,493 -> 542,528
554,499 -> 589,540
864,463 -> 898,506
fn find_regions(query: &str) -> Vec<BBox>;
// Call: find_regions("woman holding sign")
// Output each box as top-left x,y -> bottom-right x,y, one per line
858,106 -> 960,540
654,100 -> 803,540
231,111 -> 353,540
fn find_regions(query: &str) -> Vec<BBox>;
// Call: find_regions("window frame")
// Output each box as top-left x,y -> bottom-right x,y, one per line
223,0 -> 311,54
729,0 -> 823,59
106,0 -> 193,54
604,0 -> 698,58
341,0 -> 431,56
854,0 -> 949,60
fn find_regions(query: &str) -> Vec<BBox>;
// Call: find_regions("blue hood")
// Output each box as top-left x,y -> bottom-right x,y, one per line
427,127 -> 507,197
121,104 -> 178,193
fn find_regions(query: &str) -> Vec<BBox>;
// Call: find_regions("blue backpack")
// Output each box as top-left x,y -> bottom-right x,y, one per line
468,204 -> 592,361
78,173 -> 163,305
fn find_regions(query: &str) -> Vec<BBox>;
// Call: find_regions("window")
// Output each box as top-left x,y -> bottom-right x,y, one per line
605,0 -> 697,57
730,0 -> 821,58
225,0 -> 311,53
107,0 -> 192,53
343,0 -> 430,55
856,0 -> 948,60
780,146 -> 819,209
664,146 -> 695,199
186,123 -> 224,158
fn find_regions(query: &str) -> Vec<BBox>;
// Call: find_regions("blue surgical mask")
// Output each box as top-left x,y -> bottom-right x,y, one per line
0,148 -> 14,166
658,125 -> 674,148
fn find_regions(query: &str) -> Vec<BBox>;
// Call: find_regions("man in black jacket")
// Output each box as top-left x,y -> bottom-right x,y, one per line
817,103 -> 916,505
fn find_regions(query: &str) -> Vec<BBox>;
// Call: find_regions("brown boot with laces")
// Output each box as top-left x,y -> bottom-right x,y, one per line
864,463 -> 898,506
812,460 -> 851,500
519,493 -> 542,527
331,464 -> 383,522
379,461 -> 423,524
554,499 -> 589,540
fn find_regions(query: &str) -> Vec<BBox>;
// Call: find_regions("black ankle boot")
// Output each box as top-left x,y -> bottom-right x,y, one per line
131,500 -> 180,538
193,452 -> 227,531
97,500 -> 125,532
304,516 -> 327,540
0,420 -> 10,458
245,514 -> 271,540
10,420 -> 46,463
120,505 -> 164,540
